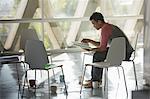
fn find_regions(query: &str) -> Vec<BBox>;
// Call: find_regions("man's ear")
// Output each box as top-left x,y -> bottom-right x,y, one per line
97,20 -> 102,24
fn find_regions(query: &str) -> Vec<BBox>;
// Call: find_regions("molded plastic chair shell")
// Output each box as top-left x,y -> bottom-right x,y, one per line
25,40 -> 48,69
20,29 -> 39,51
80,37 -> 128,98
22,40 -> 68,95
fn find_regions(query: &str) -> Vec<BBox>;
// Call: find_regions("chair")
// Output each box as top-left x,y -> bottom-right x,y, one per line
0,41 -> 23,91
0,29 -> 40,92
22,40 -> 68,95
80,37 -> 128,97
20,29 -> 39,51
123,33 -> 139,90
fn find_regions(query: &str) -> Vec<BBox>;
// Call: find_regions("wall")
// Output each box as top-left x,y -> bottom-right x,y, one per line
144,0 -> 150,84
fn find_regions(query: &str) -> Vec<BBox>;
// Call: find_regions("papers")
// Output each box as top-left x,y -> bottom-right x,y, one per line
73,42 -> 92,50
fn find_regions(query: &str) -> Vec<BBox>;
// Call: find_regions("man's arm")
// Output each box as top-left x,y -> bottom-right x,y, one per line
81,39 -> 108,52
81,38 -> 100,46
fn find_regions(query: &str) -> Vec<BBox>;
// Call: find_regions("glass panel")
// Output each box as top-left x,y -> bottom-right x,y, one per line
43,19 -> 141,49
0,0 -> 144,50
0,0 -> 41,20
99,0 -> 143,16
46,0 -> 78,18
0,23 -> 9,44
0,0 -> 19,19
0,0 -> 143,19
0,22 -> 43,50
21,21 -> 99,50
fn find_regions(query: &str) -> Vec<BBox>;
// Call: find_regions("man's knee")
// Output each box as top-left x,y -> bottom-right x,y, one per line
93,51 -> 107,62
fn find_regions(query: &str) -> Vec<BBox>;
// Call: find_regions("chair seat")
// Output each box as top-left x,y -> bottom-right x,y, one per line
44,64 -> 63,69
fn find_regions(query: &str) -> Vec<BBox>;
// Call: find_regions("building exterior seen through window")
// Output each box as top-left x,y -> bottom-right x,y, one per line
0,0 -> 144,51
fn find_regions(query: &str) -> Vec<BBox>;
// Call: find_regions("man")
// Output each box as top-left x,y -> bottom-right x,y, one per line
81,12 -> 134,88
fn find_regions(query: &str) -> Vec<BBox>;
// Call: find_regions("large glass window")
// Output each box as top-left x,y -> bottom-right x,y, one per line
0,0 -> 144,50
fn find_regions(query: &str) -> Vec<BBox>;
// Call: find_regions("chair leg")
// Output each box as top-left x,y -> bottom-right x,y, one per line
22,70 -> 28,98
50,56 -> 56,79
78,53 -> 86,85
132,61 -> 138,90
117,67 -> 120,79
116,67 -> 120,98
103,68 -> 108,99
120,66 -> 128,98
35,70 -> 37,94
82,53 -> 86,72
60,66 -> 68,95
48,70 -> 50,98
15,63 -> 21,92
103,68 -> 106,92
80,66 -> 87,95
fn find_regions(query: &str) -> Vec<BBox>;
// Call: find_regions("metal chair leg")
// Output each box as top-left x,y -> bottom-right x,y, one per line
50,56 -> 56,79
80,66 -> 87,95
117,67 -> 120,79
132,61 -> 138,90
120,66 -> 128,98
103,68 -> 108,99
22,70 -> 28,98
60,66 -> 68,95
35,70 -> 37,94
15,63 -> 21,91
82,53 -> 86,71
48,70 -> 50,98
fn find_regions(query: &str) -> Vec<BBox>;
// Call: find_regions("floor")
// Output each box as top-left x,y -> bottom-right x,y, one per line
0,47 -> 147,99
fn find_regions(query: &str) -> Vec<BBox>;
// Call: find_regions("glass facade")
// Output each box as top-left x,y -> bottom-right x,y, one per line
0,0 -> 144,50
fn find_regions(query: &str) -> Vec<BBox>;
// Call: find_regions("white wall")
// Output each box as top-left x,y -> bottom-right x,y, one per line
144,0 -> 150,84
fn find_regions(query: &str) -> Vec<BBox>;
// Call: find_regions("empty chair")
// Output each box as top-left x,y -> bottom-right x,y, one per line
80,37 -> 128,97
0,41 -> 23,91
22,40 -> 68,96
20,29 -> 39,51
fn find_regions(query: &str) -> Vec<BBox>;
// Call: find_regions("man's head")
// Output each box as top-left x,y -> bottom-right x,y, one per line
89,12 -> 105,30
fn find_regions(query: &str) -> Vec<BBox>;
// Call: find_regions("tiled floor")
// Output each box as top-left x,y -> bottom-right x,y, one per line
0,48 -> 145,99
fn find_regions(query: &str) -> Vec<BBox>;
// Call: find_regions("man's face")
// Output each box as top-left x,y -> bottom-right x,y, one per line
91,19 -> 103,30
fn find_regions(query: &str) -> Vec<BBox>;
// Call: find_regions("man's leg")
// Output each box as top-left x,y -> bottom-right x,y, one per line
83,50 -> 108,88
91,51 -> 107,81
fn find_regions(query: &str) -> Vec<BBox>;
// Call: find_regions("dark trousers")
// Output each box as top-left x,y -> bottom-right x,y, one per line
91,49 -> 132,81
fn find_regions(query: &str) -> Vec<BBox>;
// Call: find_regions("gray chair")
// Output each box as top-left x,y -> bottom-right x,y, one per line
22,40 -> 68,95
0,29 -> 39,92
80,37 -> 128,97
20,29 -> 39,51
0,41 -> 23,91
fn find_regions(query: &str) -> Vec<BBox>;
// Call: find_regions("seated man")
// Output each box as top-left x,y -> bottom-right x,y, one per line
81,12 -> 134,88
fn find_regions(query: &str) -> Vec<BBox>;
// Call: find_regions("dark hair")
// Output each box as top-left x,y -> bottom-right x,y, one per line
89,12 -> 104,22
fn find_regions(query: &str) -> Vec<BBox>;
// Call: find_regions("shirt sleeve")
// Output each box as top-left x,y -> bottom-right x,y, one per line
98,24 -> 112,51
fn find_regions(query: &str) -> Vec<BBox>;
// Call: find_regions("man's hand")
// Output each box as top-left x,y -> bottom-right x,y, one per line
81,39 -> 91,43
83,48 -> 92,51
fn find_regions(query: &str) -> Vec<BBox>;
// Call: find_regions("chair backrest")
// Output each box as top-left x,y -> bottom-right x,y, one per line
25,40 -> 49,69
106,37 -> 126,66
20,29 -> 39,51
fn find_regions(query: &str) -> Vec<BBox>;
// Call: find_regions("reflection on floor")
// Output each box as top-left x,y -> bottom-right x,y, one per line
0,48 -> 147,99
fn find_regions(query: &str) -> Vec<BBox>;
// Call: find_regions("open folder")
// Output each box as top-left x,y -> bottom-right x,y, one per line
72,42 -> 92,50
